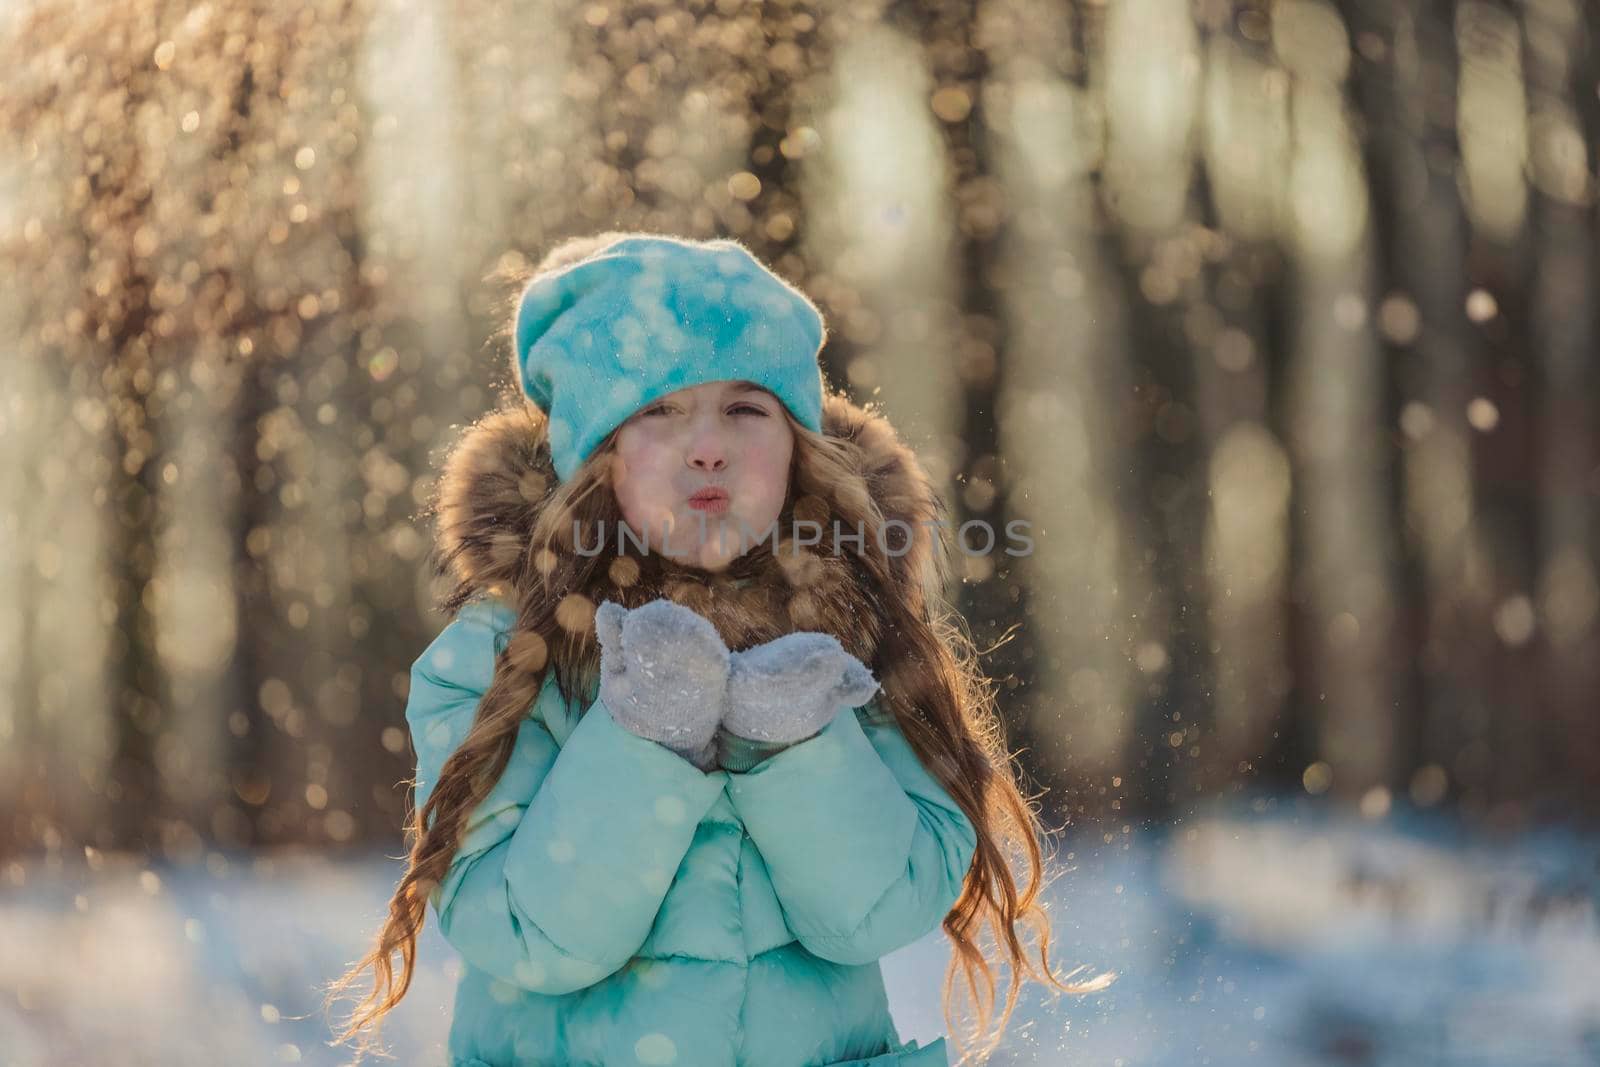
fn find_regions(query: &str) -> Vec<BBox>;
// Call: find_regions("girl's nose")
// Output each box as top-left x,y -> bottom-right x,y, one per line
685,412 -> 728,471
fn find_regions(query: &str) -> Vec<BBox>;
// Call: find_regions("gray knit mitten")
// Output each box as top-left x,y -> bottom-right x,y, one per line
595,598 -> 731,771
720,632 -> 882,750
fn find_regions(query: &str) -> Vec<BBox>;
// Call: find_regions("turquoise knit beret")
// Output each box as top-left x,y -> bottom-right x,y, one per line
513,234 -> 827,483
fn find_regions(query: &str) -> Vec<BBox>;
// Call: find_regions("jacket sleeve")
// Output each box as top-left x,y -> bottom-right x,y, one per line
407,598 -> 728,995
723,699 -> 978,966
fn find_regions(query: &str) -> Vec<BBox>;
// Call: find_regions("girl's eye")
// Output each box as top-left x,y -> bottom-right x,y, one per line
640,403 -> 765,417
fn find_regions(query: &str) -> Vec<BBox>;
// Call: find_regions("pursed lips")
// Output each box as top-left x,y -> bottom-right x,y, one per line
687,487 -> 730,511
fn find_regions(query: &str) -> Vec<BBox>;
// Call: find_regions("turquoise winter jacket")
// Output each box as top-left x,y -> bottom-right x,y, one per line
407,595 -> 978,1067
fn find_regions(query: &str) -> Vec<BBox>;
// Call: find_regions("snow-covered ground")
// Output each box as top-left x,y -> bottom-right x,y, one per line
3,796 -> 1598,1066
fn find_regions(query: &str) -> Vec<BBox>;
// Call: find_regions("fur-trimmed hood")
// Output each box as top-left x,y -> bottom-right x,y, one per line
423,389 -> 951,703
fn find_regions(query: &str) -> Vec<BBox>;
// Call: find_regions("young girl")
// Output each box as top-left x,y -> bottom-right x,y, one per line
326,233 -> 1108,1066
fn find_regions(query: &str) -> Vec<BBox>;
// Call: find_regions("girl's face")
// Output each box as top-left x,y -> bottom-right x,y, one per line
610,379 -> 794,573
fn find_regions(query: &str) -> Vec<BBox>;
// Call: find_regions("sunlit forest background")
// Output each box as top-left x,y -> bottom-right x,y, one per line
2,0 -> 1598,1064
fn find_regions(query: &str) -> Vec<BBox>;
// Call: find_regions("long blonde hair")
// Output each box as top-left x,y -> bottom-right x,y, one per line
322,232 -> 1114,1064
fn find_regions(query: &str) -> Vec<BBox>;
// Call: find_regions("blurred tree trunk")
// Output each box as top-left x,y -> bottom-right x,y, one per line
1567,0 -> 1600,800
740,0 -> 864,450
208,4 -> 381,848
880,0 -> 1068,811
311,147 -> 383,848
1110,222 -> 1219,816
223,336 -> 277,847
741,0 -> 833,284
1522,0 -> 1600,811
1339,0 -> 1433,802
1455,0 -> 1542,815
1084,0 -> 1217,817
1256,246 -> 1319,790
0,349 -> 48,855
90,100 -> 171,855
1188,13 -> 1296,797
979,0 -> 1149,821
1339,0 -> 1493,809
272,0 -> 389,847
200,55 -> 278,850
1170,12 -> 1310,797
101,302 -> 170,851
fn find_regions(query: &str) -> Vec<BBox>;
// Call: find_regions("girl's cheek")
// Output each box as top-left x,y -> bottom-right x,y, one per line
618,440 -> 675,490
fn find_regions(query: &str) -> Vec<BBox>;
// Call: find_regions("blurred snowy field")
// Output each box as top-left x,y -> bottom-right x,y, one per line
3,797 -> 1598,1066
